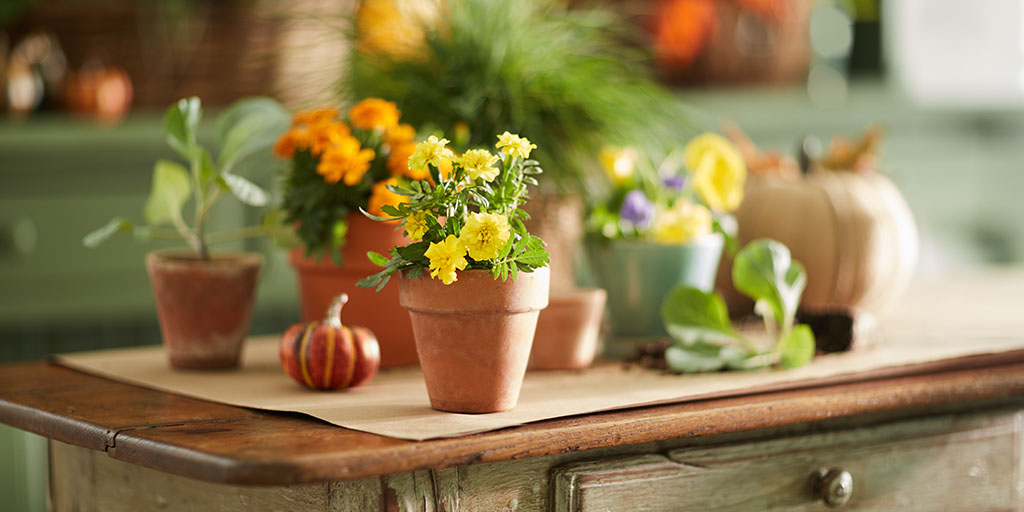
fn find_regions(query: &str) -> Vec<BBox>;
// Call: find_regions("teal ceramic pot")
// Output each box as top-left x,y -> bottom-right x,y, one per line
586,235 -> 725,346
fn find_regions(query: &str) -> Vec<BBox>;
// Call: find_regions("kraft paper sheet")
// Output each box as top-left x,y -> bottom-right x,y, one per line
55,271 -> 1024,441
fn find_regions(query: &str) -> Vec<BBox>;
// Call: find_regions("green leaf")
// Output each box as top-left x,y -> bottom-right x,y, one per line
366,251 -> 390,267
164,97 -> 202,160
406,265 -> 423,279
779,324 -> 816,369
665,345 -> 727,373
221,172 -> 269,207
732,239 -> 806,329
660,286 -> 736,344
83,217 -> 133,248
216,97 -> 290,172
396,240 -> 430,262
358,207 -> 402,222
144,160 -> 192,226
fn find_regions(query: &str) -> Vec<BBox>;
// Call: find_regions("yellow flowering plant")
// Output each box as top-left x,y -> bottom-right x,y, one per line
587,132 -> 746,249
357,132 -> 549,290
274,98 -> 425,261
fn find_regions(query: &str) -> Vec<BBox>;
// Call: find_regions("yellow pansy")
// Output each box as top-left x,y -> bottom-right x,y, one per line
424,234 -> 468,285
408,135 -> 455,172
684,133 -> 746,211
495,131 -> 537,159
458,149 -> 500,182
403,211 -> 430,240
651,200 -> 712,245
459,212 -> 511,261
348,98 -> 400,130
599,146 -> 637,185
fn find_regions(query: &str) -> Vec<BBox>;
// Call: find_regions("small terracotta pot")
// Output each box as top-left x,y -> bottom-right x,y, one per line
529,288 -> 607,371
145,249 -> 263,369
290,214 -> 417,367
399,267 -> 550,413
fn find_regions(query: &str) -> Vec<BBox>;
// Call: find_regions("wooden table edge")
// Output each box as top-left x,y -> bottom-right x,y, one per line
86,362 -> 1024,485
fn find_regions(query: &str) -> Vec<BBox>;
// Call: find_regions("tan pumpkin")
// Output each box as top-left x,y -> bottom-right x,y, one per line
720,169 -> 918,317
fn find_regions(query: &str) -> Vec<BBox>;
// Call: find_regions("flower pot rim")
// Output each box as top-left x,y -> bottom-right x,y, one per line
398,266 -> 550,314
587,232 -> 724,249
146,248 -> 264,268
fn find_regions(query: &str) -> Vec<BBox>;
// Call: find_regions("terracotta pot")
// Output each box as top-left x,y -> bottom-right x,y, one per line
529,288 -> 606,371
524,193 -> 584,295
145,249 -> 263,369
399,267 -> 550,413
289,214 -> 417,367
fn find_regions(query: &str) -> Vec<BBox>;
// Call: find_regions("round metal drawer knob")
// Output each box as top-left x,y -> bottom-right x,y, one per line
809,467 -> 854,507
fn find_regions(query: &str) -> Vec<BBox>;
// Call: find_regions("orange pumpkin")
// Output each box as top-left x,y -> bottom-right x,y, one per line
722,170 -> 918,317
280,294 -> 380,390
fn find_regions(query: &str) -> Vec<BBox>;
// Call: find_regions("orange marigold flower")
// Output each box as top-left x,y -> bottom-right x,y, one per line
349,98 -> 400,130
367,177 -> 409,217
307,120 -> 352,156
274,127 -> 309,159
387,142 -> 430,180
316,135 -> 375,185
385,123 -> 416,148
292,106 -> 339,127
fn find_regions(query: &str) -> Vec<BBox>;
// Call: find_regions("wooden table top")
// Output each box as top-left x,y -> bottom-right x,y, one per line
3,358 -> 1024,486
3,268 -> 1024,486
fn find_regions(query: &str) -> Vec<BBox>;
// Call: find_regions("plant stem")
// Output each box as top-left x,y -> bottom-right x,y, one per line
204,225 -> 273,245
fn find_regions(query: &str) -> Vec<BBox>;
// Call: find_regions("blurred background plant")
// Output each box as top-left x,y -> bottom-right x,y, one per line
345,0 -> 691,199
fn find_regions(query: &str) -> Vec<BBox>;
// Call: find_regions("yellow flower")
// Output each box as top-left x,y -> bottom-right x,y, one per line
651,200 -> 712,245
348,98 -> 401,130
292,106 -> 339,127
424,234 -> 468,285
408,135 -> 455,172
385,123 -> 416,148
316,135 -> 375,185
403,211 -> 430,240
495,131 -> 537,159
459,212 -> 511,261
458,149 -> 500,182
684,133 -> 746,211
387,142 -> 429,180
599,146 -> 638,185
367,178 -> 409,218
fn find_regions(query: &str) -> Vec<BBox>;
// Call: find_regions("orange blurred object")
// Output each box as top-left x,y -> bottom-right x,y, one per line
66,61 -> 132,124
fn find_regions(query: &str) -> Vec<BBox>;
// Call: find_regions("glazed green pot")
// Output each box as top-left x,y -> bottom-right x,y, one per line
586,235 -> 724,348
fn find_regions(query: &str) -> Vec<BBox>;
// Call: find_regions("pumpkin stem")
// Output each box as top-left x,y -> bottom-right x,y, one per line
797,135 -> 823,176
326,293 -> 349,328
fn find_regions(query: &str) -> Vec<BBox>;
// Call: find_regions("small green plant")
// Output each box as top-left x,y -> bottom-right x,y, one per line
357,132 -> 550,290
660,239 -> 816,372
83,97 -> 291,259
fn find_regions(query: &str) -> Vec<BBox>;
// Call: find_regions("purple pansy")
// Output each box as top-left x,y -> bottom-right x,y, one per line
662,175 -> 686,191
619,190 -> 654,228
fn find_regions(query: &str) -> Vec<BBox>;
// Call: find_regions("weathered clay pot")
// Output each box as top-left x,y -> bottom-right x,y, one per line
290,214 -> 417,367
145,249 -> 263,369
529,288 -> 606,371
399,267 -> 550,413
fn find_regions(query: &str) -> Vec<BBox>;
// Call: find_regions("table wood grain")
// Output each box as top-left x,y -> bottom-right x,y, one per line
4,359 -> 1024,486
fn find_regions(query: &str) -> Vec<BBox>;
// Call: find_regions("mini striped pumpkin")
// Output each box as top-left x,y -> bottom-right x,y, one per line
279,294 -> 381,390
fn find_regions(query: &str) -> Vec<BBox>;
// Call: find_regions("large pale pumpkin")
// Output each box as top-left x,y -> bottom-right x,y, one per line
725,170 -> 918,316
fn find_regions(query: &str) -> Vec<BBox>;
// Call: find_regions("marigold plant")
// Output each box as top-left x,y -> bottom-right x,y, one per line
275,98 -> 423,261
358,132 -> 550,289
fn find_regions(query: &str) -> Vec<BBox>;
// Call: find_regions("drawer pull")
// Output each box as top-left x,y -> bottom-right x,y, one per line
809,467 -> 853,507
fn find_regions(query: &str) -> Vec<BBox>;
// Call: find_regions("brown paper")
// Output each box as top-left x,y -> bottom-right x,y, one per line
55,270 -> 1024,441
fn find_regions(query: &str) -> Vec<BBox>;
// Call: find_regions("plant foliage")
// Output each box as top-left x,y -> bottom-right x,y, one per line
660,239 -> 816,372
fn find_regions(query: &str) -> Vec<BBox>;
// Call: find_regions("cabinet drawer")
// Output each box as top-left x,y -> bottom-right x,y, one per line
552,411 -> 1022,511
